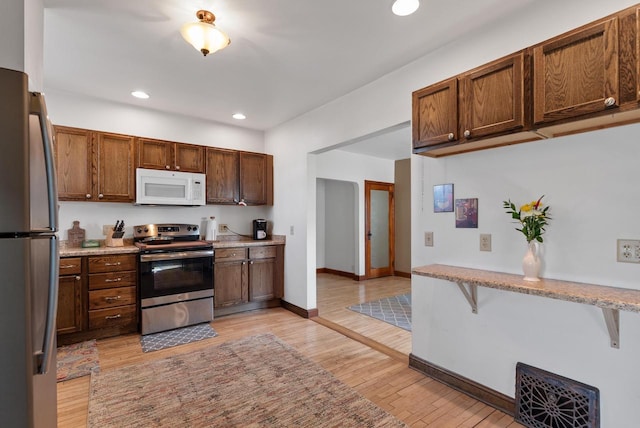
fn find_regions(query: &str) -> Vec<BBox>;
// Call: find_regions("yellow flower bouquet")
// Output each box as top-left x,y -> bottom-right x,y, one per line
503,196 -> 551,243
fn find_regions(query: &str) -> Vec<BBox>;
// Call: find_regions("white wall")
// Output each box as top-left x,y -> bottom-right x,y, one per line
316,179 -> 326,269
319,179 -> 357,274
58,202 -> 269,241
266,1 -> 640,425
45,89 -> 264,153
46,89 -> 271,241
1,0 -> 44,90
316,150 -> 394,275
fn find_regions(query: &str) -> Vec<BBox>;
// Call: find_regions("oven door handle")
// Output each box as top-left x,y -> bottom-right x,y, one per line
140,249 -> 214,262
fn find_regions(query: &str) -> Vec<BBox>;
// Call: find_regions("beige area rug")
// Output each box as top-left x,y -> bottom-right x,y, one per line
88,333 -> 406,427
57,339 -> 99,382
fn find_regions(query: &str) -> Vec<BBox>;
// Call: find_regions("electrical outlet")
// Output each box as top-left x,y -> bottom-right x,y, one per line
480,234 -> 492,252
102,225 -> 115,235
290,225 -> 294,235
424,231 -> 433,247
617,239 -> 640,263
218,224 -> 228,233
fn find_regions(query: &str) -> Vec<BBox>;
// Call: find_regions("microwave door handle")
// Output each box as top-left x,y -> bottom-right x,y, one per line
37,237 -> 59,375
30,93 -> 58,232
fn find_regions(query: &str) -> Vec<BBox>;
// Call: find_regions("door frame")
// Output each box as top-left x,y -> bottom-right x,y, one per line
364,180 -> 395,279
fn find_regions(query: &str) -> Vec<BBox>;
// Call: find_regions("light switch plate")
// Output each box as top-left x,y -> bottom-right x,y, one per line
424,231 -> 433,247
480,234 -> 492,251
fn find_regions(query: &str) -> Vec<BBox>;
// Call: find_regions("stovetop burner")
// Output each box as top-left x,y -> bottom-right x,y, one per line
133,223 -> 212,252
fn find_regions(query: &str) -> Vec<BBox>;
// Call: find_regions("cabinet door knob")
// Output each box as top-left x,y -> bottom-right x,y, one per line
447,133 -> 455,141
165,165 -> 170,169
463,130 -> 471,138
98,193 -> 104,199
250,261 -> 254,265
75,276 -> 81,281
175,165 -> 180,170
604,97 -> 616,107
86,193 -> 92,199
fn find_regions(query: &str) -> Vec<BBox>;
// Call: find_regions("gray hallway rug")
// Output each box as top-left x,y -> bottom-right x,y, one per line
348,294 -> 412,331
140,323 -> 218,352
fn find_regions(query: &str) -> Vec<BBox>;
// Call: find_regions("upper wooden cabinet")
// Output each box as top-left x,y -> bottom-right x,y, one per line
412,78 -> 458,149
54,127 -> 93,200
533,18 -> 619,125
205,148 -> 239,204
461,52 -> 528,139
413,4 -> 640,157
206,148 -> 273,205
136,138 -> 205,173
95,133 -> 136,202
413,52 -> 536,156
240,152 -> 273,205
54,126 -> 135,202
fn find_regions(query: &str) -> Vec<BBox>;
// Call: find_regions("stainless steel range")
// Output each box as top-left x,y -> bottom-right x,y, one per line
134,223 -> 214,335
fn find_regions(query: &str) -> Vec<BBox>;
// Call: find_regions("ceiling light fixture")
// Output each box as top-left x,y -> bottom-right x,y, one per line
131,90 -> 149,99
232,113 -> 246,120
181,10 -> 230,57
392,0 -> 419,16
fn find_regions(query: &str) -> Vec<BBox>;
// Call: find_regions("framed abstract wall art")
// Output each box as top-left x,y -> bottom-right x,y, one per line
433,183 -> 454,213
455,198 -> 478,228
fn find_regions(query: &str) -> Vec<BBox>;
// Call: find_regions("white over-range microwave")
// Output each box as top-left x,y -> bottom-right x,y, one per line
135,168 -> 206,206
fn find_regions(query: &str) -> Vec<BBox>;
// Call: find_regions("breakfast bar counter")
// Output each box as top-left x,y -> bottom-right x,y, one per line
412,264 -> 640,348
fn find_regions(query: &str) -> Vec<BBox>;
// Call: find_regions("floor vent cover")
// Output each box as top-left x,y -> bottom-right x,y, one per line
515,362 -> 599,428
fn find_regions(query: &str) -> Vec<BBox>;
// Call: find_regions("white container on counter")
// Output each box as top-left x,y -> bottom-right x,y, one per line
206,216 -> 217,241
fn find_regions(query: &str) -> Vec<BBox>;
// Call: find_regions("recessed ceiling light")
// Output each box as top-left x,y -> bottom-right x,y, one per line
131,90 -> 149,99
392,0 -> 419,16
232,113 -> 246,120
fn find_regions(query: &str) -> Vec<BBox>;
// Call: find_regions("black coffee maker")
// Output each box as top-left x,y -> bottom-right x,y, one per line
252,219 -> 268,240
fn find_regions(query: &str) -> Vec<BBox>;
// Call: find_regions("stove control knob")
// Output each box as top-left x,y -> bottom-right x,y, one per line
136,228 -> 142,233
193,226 -> 198,231
187,226 -> 192,231
144,228 -> 149,232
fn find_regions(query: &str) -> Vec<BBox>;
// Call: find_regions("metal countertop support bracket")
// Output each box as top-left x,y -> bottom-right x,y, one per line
601,308 -> 620,349
456,282 -> 478,314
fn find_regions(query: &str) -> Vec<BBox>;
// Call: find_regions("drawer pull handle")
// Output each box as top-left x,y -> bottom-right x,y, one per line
60,264 -> 76,269
104,296 -> 122,302
75,276 -> 81,281
104,262 -> 121,266
105,314 -> 122,320
105,277 -> 122,283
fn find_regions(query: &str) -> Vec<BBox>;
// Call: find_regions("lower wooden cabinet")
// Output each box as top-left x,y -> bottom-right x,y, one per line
57,257 -> 83,335
57,253 -> 138,345
214,245 -> 284,316
88,254 -> 138,332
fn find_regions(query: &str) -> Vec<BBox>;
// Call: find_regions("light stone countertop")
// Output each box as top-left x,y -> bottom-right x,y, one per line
59,235 -> 285,257
412,264 -> 640,313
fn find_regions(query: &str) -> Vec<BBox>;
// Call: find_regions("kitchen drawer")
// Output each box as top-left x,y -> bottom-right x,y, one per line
59,257 -> 82,275
88,254 -> 137,273
89,271 -> 137,290
249,246 -> 276,260
89,286 -> 136,310
215,247 -> 247,262
89,305 -> 136,330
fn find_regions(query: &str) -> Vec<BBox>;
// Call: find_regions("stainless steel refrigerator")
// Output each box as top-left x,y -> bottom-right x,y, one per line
0,67 -> 59,427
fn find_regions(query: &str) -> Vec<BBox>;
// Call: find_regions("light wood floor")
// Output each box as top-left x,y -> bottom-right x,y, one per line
316,273 -> 412,358
58,302 -> 522,426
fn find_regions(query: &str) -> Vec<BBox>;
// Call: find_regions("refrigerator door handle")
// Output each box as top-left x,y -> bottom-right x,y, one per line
37,237 -> 59,375
30,93 -> 58,232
